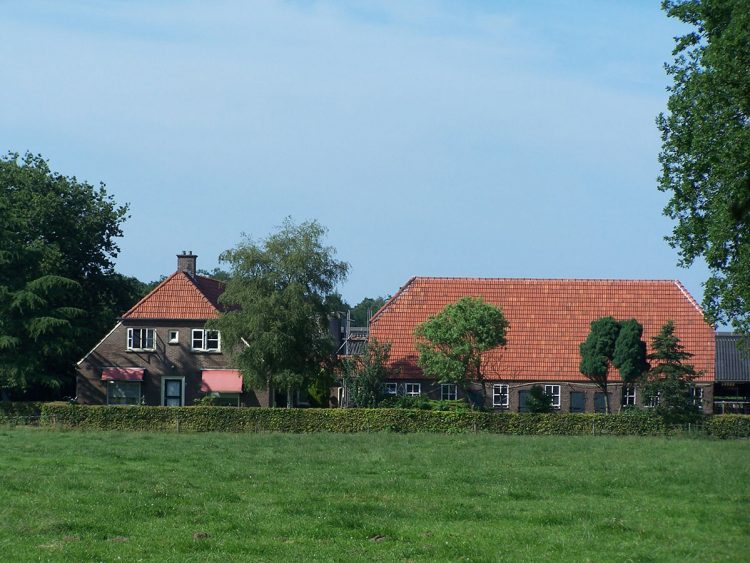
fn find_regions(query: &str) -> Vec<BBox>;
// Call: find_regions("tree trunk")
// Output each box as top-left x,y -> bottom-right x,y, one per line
286,387 -> 293,409
603,381 -> 610,414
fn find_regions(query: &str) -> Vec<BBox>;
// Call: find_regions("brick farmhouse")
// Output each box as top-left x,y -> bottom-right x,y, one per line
367,277 -> 716,413
76,253 -> 273,407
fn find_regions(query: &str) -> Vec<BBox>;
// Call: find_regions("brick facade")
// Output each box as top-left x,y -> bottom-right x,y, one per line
77,320 -> 271,407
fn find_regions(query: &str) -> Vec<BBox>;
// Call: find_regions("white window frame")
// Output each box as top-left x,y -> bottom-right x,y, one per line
168,330 -> 179,344
106,381 -> 142,406
493,384 -> 509,408
384,383 -> 398,396
161,376 -> 186,406
405,383 -> 421,396
191,329 -> 221,352
544,384 -> 561,409
622,384 -> 637,407
441,383 -> 457,401
126,328 -> 155,351
691,386 -> 704,410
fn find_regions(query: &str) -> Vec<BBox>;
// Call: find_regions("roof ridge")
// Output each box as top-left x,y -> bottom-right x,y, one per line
411,276 -> 678,283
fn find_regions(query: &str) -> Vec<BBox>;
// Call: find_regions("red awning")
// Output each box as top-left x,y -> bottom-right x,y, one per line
200,370 -> 243,393
101,367 -> 144,381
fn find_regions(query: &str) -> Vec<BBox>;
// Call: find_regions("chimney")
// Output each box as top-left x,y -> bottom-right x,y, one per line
177,250 -> 197,277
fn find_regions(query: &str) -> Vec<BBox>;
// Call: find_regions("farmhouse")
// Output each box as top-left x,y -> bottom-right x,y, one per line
76,253 -> 273,407
367,277 -> 715,413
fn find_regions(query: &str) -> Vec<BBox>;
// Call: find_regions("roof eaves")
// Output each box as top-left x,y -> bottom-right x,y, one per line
77,321 -> 122,366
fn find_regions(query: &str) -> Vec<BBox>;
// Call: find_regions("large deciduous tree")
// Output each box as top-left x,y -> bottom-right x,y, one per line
414,297 -> 509,409
209,219 -> 349,407
657,0 -> 750,333
0,152 -> 133,400
579,317 -> 648,413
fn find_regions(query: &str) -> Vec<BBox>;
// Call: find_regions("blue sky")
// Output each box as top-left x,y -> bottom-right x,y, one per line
0,1 -> 708,308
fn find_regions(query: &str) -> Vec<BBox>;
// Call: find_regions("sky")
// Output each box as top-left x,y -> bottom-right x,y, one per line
0,0 -> 709,308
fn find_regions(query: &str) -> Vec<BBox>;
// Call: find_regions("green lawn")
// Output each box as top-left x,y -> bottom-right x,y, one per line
0,429 -> 748,562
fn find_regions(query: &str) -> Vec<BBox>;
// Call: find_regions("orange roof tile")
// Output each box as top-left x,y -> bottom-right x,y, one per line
370,277 -> 715,382
121,272 -> 225,320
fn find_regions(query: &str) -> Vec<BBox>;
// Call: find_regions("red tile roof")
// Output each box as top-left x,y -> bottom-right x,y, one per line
369,277 -> 715,382
121,272 -> 225,320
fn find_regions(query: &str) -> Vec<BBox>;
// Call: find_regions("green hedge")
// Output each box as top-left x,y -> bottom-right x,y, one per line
0,401 -> 45,424
34,404 -> 750,438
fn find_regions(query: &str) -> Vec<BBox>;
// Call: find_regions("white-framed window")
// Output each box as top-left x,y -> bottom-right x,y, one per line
493,384 -> 509,408
405,383 -> 421,396
544,385 -> 561,409
191,329 -> 221,352
107,381 -> 141,405
127,328 -> 155,351
441,384 -> 457,401
622,384 -> 637,407
690,386 -> 704,410
168,330 -> 179,344
384,383 -> 398,395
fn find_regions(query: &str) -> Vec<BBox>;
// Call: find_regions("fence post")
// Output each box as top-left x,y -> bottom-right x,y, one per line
176,414 -> 180,434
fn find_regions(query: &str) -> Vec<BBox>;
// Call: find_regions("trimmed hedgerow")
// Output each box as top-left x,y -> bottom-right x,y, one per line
0,402 -> 45,425
36,404 -> 750,438
703,415 -> 750,439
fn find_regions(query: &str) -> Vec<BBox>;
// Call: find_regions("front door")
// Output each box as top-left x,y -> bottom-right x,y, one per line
163,378 -> 184,406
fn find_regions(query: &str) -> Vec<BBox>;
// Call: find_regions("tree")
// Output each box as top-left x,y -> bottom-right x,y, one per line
657,0 -> 750,334
612,319 -> 649,382
341,339 -> 392,407
414,297 -> 509,409
579,317 -> 648,414
0,152 -> 131,399
527,385 -> 555,413
642,320 -> 702,424
209,218 -> 349,407
350,296 -> 389,326
579,317 -> 620,414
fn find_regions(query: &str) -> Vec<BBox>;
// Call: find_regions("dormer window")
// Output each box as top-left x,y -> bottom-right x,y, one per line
192,329 -> 221,352
127,328 -> 155,351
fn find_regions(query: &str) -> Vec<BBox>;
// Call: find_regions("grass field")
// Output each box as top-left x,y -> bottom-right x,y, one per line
0,429 -> 748,562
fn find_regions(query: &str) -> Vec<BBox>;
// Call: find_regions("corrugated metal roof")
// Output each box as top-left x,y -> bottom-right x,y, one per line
716,333 -> 750,382
370,277 -> 716,382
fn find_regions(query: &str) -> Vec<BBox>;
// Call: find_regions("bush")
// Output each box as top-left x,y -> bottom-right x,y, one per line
34,404 -> 750,438
0,401 -> 44,425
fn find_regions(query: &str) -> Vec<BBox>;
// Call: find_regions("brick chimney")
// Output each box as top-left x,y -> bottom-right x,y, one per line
177,251 -> 197,277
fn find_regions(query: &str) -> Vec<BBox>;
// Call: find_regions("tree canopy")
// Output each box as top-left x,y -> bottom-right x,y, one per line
657,0 -> 750,333
643,320 -> 702,423
209,218 -> 349,407
579,317 -> 648,413
341,338 -> 392,408
414,296 -> 508,408
0,152 -> 135,399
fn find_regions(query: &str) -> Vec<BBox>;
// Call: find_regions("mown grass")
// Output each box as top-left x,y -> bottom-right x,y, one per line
0,429 -> 748,562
